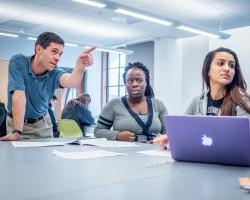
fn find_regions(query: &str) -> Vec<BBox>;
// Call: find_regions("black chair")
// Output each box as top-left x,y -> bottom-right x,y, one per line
0,102 -> 7,137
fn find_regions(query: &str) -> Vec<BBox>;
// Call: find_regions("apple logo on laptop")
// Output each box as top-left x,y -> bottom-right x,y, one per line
201,134 -> 213,146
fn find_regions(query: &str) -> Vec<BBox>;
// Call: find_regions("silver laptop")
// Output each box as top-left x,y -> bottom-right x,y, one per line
164,115 -> 250,166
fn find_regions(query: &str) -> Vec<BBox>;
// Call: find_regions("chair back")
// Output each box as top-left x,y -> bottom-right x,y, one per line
58,119 -> 82,137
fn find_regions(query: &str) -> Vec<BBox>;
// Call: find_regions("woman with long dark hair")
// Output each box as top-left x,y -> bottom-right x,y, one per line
154,47 -> 250,146
186,47 -> 250,116
95,62 -> 168,142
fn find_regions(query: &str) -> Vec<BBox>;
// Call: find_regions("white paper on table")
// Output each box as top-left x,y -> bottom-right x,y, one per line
52,149 -> 127,160
12,141 -> 73,148
78,138 -> 138,148
137,149 -> 172,158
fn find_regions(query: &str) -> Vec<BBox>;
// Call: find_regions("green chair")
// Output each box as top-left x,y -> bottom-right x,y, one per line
58,119 -> 82,138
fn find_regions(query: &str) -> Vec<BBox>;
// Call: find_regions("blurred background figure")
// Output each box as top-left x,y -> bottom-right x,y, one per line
0,101 -> 7,137
61,93 -> 95,136
48,95 -> 59,137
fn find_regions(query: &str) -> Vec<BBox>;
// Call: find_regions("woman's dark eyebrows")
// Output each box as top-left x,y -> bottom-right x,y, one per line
216,58 -> 235,63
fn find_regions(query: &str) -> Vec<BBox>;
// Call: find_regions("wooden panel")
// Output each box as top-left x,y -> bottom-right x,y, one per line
0,59 -> 9,106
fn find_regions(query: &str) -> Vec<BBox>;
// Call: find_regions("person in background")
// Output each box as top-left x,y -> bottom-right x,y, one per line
48,95 -> 59,137
0,101 -> 7,137
50,95 -> 58,112
94,62 -> 168,143
154,47 -> 250,146
0,32 -> 95,141
61,93 -> 95,136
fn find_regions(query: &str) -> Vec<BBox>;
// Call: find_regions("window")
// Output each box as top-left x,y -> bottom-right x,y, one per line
108,53 -> 126,101
101,52 -> 126,107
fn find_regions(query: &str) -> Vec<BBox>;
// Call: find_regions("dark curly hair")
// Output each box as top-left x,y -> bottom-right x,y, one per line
122,62 -> 154,97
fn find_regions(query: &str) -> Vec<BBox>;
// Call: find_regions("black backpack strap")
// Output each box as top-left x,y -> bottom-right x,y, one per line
144,97 -> 153,139
121,96 -> 154,140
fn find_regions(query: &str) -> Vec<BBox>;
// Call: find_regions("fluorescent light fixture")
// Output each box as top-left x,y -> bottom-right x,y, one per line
111,37 -> 155,49
177,25 -> 220,39
115,8 -> 172,26
72,0 -> 106,8
27,37 -> 37,40
84,46 -> 133,55
0,32 -> 19,38
65,42 -> 78,47
97,47 -> 124,54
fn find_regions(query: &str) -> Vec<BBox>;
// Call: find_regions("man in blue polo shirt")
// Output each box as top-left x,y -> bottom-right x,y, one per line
0,32 -> 95,141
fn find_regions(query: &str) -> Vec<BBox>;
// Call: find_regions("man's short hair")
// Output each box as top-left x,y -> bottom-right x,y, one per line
35,32 -> 64,49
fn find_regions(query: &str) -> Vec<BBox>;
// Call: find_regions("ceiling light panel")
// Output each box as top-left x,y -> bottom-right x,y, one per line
177,26 -> 220,38
84,46 -> 133,55
0,32 -> 19,38
115,8 -> 172,26
27,37 -> 37,40
65,42 -> 78,47
72,0 -> 106,8
13,8 -> 137,39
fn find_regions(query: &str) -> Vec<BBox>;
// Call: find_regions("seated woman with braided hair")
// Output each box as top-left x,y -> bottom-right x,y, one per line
94,62 -> 168,143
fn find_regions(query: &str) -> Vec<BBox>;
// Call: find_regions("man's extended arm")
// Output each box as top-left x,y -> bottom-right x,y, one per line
60,47 -> 95,88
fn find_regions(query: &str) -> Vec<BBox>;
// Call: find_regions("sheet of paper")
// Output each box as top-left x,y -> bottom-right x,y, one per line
12,141 -> 73,148
137,149 -> 172,158
78,138 -> 138,148
137,150 -> 174,167
52,149 -> 127,160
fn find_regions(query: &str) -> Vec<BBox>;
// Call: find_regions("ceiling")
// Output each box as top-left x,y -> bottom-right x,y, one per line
0,0 -> 250,47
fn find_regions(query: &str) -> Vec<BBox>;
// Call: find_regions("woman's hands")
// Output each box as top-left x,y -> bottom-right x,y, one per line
116,131 -> 169,146
116,131 -> 136,142
153,134 -> 169,149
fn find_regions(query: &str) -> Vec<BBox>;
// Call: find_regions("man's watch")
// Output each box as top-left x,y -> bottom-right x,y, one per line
13,129 -> 23,135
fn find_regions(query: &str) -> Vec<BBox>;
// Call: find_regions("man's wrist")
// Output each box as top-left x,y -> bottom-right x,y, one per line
13,129 -> 23,135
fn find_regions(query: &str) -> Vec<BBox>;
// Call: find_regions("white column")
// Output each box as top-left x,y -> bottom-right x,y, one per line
154,37 -> 183,114
154,36 -> 209,114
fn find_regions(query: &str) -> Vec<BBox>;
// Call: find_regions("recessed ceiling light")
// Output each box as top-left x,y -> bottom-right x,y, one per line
0,32 -> 19,38
65,42 -> 78,47
115,8 -> 172,26
177,26 -> 220,38
72,0 -> 106,8
84,46 -> 133,55
27,37 -> 37,40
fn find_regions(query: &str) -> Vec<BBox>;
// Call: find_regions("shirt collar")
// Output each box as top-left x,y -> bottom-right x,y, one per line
28,55 -> 50,78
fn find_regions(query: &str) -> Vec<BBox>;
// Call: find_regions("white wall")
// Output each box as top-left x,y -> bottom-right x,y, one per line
209,26 -> 250,90
126,42 -> 154,87
85,51 -> 102,119
154,36 -> 209,114
180,36 -> 209,111
154,37 -> 183,114
0,37 -> 33,60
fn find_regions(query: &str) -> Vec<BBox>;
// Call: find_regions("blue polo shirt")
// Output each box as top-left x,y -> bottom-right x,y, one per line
8,54 -> 66,119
